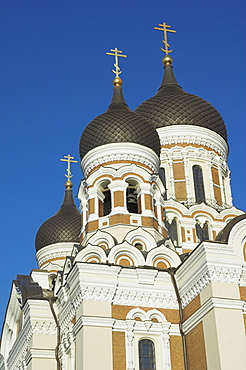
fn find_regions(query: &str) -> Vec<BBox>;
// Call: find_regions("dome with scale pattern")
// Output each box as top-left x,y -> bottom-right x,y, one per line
35,188 -> 81,251
79,85 -> 160,159
135,64 -> 227,141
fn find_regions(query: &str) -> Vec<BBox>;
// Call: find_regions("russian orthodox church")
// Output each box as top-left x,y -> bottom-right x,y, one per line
1,23 -> 246,370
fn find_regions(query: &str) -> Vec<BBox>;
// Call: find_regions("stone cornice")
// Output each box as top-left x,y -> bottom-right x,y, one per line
158,125 -> 228,159
81,142 -> 160,176
183,297 -> 245,334
176,243 -> 244,307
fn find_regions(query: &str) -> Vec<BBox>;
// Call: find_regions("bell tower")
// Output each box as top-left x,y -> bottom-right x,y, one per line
136,23 -> 243,253
78,48 -> 169,259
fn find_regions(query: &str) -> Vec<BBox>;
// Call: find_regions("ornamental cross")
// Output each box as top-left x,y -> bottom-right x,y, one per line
106,47 -> 127,78
60,154 -> 78,181
154,22 -> 176,55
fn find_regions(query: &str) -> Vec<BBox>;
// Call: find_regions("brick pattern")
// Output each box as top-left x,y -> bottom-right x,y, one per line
112,332 -> 126,370
87,220 -> 99,232
142,216 -> 158,230
174,182 -> 187,201
181,227 -> 186,242
186,322 -> 207,370
183,295 -> 201,321
88,198 -> 95,214
173,162 -> 185,180
213,185 -> 222,205
144,194 -> 153,210
112,305 -> 179,324
239,286 -> 246,301
211,167 -> 220,185
109,214 -> 130,225
170,335 -> 185,370
114,191 -> 125,207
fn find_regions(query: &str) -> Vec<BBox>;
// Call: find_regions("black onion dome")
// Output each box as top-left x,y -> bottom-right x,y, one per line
35,188 -> 81,251
135,64 -> 227,141
79,85 -> 160,159
215,213 -> 246,243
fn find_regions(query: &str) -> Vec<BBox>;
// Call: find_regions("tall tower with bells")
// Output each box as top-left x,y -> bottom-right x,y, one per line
1,22 -> 246,370
136,22 -> 243,252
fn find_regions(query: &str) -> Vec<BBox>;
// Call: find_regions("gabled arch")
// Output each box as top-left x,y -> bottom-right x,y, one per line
86,229 -> 117,249
146,244 -> 181,268
108,241 -> 145,266
74,244 -> 107,264
124,227 -> 156,251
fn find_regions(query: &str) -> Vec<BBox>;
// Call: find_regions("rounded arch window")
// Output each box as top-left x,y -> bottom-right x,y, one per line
192,165 -> 205,204
138,339 -> 156,370
98,180 -> 112,216
165,217 -> 179,247
195,219 -> 210,242
126,179 -> 140,214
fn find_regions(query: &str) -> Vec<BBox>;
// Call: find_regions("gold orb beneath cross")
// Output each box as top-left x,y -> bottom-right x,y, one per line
113,77 -> 123,86
162,55 -> 173,66
65,180 -> 73,189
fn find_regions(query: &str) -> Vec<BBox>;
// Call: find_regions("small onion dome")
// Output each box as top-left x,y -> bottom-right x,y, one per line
135,62 -> 227,141
215,213 -> 246,243
79,81 -> 160,159
35,183 -> 81,251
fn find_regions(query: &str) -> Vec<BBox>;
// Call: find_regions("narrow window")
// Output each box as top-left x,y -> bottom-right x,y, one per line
159,167 -> 167,200
195,220 -> 209,242
126,181 -> 139,214
139,339 -> 156,370
99,181 -> 112,216
193,165 -> 205,203
102,188 -> 111,216
165,218 -> 179,246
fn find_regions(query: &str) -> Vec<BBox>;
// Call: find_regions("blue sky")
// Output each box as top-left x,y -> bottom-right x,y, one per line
1,1 -> 245,328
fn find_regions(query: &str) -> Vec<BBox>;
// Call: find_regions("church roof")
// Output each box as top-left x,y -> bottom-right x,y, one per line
35,186 -> 81,251
79,83 -> 160,159
215,213 -> 246,243
135,63 -> 227,141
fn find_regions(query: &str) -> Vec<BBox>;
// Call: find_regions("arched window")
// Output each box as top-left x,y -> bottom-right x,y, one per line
193,165 -> 205,204
98,181 -> 111,216
139,339 -> 156,370
195,220 -> 209,242
126,181 -> 140,214
159,167 -> 167,200
165,218 -> 179,247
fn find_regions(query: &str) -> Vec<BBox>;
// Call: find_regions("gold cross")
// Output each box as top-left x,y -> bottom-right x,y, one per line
154,22 -> 176,55
106,47 -> 127,78
60,154 -> 78,181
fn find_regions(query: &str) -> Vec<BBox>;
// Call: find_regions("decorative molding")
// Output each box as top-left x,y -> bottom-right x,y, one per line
183,297 -> 245,335
176,247 -> 244,307
81,142 -> 160,177
158,125 -> 228,159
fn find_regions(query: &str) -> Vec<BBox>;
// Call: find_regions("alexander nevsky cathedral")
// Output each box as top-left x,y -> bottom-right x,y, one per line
1,22 -> 246,370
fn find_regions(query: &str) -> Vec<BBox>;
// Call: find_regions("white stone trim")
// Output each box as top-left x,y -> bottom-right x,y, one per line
158,125 -> 228,159
183,297 -> 245,334
81,142 -> 160,176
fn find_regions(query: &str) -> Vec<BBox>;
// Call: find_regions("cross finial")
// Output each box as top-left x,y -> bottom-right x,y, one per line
106,47 -> 127,78
154,22 -> 176,56
60,154 -> 78,188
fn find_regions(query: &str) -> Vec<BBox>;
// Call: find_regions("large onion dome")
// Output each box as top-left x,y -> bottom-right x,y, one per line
135,59 -> 227,141
79,79 -> 160,159
35,182 -> 81,251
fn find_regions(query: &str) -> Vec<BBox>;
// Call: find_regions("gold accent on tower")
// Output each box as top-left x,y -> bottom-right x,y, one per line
106,47 -> 127,85
60,154 -> 78,188
154,22 -> 176,65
